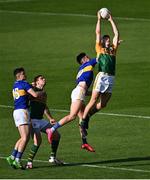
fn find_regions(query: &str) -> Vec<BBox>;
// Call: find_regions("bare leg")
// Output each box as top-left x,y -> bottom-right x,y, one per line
88,92 -> 112,117
83,91 -> 100,119
59,100 -> 83,126
17,124 -> 30,153
46,100 -> 83,143
14,139 -> 22,150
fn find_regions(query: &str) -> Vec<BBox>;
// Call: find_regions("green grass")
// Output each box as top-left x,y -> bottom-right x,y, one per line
0,0 -> 150,178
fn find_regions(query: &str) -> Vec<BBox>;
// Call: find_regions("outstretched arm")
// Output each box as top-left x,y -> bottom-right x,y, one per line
108,14 -> 119,48
95,11 -> 102,44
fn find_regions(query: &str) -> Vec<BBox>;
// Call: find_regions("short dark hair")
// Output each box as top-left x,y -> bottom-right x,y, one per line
34,75 -> 43,83
101,35 -> 110,47
76,52 -> 86,64
102,35 -> 110,40
13,67 -> 25,76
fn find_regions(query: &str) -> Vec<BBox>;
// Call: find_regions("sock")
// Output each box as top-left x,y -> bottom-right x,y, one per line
15,151 -> 23,162
27,144 -> 39,162
50,140 -> 60,157
11,149 -> 18,160
82,137 -> 87,144
79,119 -> 87,128
51,122 -> 61,133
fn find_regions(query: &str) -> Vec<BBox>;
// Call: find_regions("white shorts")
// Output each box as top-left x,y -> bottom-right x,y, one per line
31,119 -> 52,133
13,109 -> 30,127
71,85 -> 86,102
93,72 -> 115,93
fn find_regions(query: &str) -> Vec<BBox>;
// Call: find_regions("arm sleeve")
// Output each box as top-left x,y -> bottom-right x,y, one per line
95,42 -> 103,54
89,58 -> 97,67
24,82 -> 32,91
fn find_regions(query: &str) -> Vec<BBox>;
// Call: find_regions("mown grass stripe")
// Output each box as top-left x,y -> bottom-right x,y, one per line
0,9 -> 150,22
0,104 -> 150,119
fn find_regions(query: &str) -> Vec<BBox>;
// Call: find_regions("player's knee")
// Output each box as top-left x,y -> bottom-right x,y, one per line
21,135 -> 29,143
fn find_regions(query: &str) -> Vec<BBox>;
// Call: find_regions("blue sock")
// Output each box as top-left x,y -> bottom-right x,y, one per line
15,151 -> 23,162
51,122 -> 61,132
11,149 -> 18,159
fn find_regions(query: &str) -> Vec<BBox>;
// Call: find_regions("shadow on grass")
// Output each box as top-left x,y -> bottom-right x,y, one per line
34,156 -> 150,169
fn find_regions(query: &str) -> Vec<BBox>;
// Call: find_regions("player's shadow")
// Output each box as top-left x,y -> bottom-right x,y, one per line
35,156 -> 150,169
63,156 -> 150,167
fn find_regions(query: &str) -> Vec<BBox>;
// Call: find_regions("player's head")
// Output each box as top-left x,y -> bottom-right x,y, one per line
13,67 -> 26,80
34,75 -> 46,88
76,52 -> 90,65
101,35 -> 110,48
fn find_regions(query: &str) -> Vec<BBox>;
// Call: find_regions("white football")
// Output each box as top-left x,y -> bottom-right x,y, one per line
99,8 -> 110,19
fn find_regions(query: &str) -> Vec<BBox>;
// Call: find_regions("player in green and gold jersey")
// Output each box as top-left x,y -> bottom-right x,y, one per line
26,75 -> 63,169
80,11 -> 120,142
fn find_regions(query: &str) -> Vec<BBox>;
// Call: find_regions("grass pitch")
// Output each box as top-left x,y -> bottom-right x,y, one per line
0,0 -> 150,179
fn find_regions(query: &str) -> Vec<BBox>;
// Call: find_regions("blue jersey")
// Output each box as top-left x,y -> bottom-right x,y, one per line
76,58 -> 97,88
12,80 -> 32,110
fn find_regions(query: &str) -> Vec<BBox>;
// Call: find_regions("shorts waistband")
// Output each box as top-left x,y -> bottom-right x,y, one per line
99,72 -> 114,76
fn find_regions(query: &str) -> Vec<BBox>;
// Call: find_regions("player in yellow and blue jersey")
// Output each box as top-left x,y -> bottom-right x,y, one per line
6,67 -> 40,169
46,53 -> 97,152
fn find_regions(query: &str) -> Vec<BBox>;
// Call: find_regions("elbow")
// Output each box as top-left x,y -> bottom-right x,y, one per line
115,31 -> 119,42
116,30 -> 119,38
96,30 -> 100,35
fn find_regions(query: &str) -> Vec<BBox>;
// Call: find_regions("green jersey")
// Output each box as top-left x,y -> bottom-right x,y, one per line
96,42 -> 117,76
97,53 -> 116,75
30,87 -> 47,119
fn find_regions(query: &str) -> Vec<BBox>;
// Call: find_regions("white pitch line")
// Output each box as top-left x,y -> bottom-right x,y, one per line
0,104 -> 13,109
0,104 -> 150,119
0,9 -> 96,18
1,156 -> 150,173
0,9 -> 150,22
82,164 -> 150,173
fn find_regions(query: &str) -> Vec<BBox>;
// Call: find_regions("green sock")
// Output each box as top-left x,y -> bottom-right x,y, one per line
50,140 -> 59,157
27,144 -> 39,162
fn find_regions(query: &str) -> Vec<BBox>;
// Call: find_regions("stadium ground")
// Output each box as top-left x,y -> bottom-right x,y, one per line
0,0 -> 150,178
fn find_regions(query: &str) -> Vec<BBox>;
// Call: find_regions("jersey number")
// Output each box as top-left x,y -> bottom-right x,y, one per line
13,88 -> 20,100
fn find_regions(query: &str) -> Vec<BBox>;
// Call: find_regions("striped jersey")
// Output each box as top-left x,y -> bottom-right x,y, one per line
12,80 -> 32,110
76,58 -> 97,88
